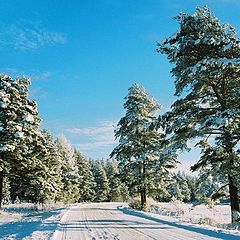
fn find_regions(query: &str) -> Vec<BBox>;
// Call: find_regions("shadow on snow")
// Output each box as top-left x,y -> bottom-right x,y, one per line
118,207 -> 239,240
0,208 -> 64,240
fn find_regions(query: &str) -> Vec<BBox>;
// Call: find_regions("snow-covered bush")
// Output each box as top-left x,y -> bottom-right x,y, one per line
199,216 -> 217,226
129,197 -> 142,210
129,197 -> 158,211
170,197 -> 185,216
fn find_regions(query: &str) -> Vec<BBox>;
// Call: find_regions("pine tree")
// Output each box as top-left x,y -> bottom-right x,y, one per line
9,130 -> 62,204
177,172 -> 191,202
0,75 -> 42,207
56,135 -> 80,203
37,130 -> 63,203
196,168 -> 228,202
119,183 -> 130,202
75,150 -> 96,202
111,84 -> 177,210
157,6 -> 240,224
92,161 -> 109,202
105,159 -> 122,202
45,130 -> 64,202
185,174 -> 198,202
168,172 -> 191,202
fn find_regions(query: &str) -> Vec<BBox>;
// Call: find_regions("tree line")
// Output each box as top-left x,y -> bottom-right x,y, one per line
0,73 -> 230,208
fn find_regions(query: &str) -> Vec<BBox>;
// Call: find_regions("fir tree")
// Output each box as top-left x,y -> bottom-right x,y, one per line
37,130 -> 63,203
185,174 -> 198,202
196,168 -> 228,202
56,135 -> 80,203
158,6 -> 240,224
119,183 -> 130,202
75,150 -> 96,202
9,130 -> 63,204
111,84 -> 177,210
92,161 -> 109,202
168,172 -> 192,202
105,159 -> 122,202
0,75 -> 42,207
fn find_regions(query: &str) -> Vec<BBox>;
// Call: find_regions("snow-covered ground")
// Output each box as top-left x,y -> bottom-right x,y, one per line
0,203 -> 67,240
151,201 -> 233,228
0,202 -> 240,240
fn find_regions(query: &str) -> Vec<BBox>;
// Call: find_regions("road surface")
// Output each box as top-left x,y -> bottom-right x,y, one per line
52,202 -> 238,240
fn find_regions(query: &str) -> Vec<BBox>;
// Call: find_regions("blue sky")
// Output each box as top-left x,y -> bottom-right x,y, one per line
1,0 -> 240,171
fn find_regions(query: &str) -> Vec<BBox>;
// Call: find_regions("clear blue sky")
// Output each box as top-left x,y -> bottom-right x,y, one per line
1,0 -> 239,170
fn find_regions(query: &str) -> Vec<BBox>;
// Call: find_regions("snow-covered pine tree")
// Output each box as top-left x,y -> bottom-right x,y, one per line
0,75 -> 42,207
34,130 -> 63,203
157,6 -> 240,224
105,159 -> 122,202
111,84 -> 177,210
196,167 -> 228,203
42,130 -> 63,202
176,172 -> 192,202
119,183 -> 130,202
9,133 -> 45,203
91,161 -> 109,202
185,173 -> 198,202
167,172 -> 192,202
118,164 -> 137,199
9,129 -> 61,204
75,150 -> 96,202
56,135 -> 80,203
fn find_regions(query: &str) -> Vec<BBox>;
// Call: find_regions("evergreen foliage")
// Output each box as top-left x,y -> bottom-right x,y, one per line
56,135 -> 80,203
75,150 -> 96,202
111,84 -> 177,210
196,168 -> 228,202
105,159 -> 123,202
157,6 -> 240,224
0,75 -> 42,207
91,161 -> 109,202
167,171 -> 196,202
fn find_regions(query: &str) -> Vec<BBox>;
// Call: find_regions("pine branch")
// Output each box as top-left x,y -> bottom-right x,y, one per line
211,183 -> 229,201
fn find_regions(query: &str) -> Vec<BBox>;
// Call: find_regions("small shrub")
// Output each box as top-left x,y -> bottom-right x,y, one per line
128,197 -> 158,211
199,217 -> 217,226
170,197 -> 185,216
147,197 -> 157,207
128,197 -> 142,210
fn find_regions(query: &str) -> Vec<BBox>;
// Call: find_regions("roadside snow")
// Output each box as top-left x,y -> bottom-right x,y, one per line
0,203 -> 67,240
121,207 -> 240,239
151,201 -> 233,228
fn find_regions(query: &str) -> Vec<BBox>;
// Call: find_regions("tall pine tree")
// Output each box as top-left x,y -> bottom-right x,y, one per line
111,84 -> 177,210
105,159 -> 122,202
0,75 -> 42,207
92,161 -> 109,202
75,150 -> 96,202
56,135 -> 80,203
158,6 -> 240,224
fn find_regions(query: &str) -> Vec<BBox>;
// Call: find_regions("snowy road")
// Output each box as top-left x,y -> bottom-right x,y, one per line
52,202 -> 239,240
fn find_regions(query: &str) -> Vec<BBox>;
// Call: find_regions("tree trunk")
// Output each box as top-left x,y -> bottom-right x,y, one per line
139,162 -> 147,210
0,171 -> 3,209
228,174 -> 240,224
225,132 -> 240,225
140,188 -> 147,210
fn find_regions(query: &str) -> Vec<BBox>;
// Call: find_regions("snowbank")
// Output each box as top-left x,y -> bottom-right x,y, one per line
0,203 -> 67,240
